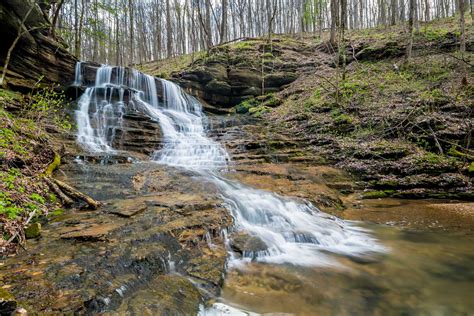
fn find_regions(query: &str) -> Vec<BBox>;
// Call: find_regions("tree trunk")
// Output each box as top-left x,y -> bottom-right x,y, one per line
405,0 -> 415,61
129,0 -> 134,65
220,0 -> 228,43
50,0 -> 65,38
330,0 -> 338,46
166,0 -> 172,58
391,0 -> 397,25
459,0 -> 467,85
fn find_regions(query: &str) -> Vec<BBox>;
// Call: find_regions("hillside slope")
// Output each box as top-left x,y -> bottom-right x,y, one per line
141,17 -> 473,200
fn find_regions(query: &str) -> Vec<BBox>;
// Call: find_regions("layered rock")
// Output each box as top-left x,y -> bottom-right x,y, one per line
143,39 -> 322,108
0,0 -> 76,90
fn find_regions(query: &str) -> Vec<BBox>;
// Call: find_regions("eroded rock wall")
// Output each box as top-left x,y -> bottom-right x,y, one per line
0,0 -> 76,91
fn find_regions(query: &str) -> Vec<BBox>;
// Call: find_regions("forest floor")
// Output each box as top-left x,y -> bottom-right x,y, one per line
142,16 -> 473,201
0,86 -> 73,256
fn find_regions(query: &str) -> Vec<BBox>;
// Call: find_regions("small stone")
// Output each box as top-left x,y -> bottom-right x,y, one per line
0,288 -> 17,315
25,223 -> 41,239
13,307 -> 28,315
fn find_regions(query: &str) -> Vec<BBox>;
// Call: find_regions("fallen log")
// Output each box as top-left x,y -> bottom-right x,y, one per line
52,178 -> 100,210
44,177 -> 73,206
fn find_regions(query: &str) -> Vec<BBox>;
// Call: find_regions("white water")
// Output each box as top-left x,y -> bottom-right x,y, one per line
75,63 -> 384,268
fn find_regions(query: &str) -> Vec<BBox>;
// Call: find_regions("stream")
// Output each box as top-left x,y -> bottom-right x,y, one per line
1,64 -> 473,315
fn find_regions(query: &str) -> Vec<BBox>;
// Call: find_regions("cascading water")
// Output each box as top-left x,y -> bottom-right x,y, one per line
74,63 -> 384,267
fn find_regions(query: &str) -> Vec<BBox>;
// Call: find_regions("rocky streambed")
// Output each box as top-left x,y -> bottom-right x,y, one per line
1,113 -> 474,314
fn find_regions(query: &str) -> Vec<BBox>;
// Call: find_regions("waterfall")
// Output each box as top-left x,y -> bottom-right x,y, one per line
74,63 -> 384,267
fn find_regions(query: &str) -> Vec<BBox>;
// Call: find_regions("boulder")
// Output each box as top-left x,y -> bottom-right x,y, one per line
25,222 -> 41,239
228,68 -> 262,87
205,79 -> 232,96
0,288 -> 17,315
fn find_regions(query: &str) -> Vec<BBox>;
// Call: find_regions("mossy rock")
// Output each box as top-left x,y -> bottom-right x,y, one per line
231,232 -> 268,257
469,162 -> 474,175
362,191 -> 389,199
25,222 -> 41,239
0,288 -> 17,315
205,80 -> 232,96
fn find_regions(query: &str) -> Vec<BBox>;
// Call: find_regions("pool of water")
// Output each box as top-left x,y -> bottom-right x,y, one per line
214,223 -> 474,315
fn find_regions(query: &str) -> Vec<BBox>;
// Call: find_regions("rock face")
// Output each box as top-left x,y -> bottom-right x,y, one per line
149,39 -> 319,108
72,62 -> 164,156
0,0 -> 76,90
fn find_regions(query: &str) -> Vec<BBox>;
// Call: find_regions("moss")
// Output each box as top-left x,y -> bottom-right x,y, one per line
232,41 -> 255,50
235,98 -> 258,114
25,222 -> 41,239
362,191 -> 388,199
48,208 -> 64,217
469,162 -> 474,174
249,105 -> 271,117
448,147 -> 474,161
419,88 -> 450,106
331,110 -> 353,125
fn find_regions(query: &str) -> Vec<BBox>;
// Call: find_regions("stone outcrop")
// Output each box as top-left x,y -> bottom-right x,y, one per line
146,39 -> 320,108
0,0 -> 77,91
71,62 -> 164,156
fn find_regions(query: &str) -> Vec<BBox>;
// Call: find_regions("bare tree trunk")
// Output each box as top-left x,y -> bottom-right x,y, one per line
424,0 -> 430,20
459,0 -> 468,85
330,0 -> 338,45
391,0 -> 397,24
166,0 -> 172,57
50,0 -> 65,38
220,0 -> 228,43
405,0 -> 415,62
129,0 -> 134,65
205,0 -> 213,47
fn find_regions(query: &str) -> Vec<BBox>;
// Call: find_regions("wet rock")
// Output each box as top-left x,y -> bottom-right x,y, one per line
231,232 -> 268,257
60,223 -> 118,241
110,201 -> 148,218
0,288 -> 17,315
117,275 -> 201,315
24,222 -> 41,239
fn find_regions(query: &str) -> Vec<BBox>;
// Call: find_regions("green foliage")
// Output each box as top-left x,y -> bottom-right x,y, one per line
362,191 -> 389,199
24,83 -> 72,131
331,110 -> 353,124
0,89 -> 20,101
419,88 -> 449,106
48,208 -> 64,217
29,193 -> 45,205
469,162 -> 474,174
235,98 -> 259,114
233,41 -> 254,50
1,168 -> 20,190
249,105 -> 271,117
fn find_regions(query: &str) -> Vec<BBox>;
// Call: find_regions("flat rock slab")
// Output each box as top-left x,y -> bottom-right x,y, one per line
60,223 -> 119,241
110,200 -> 148,217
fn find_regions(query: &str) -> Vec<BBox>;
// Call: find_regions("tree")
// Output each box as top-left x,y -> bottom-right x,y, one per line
166,0 -> 172,58
459,0 -> 467,85
220,0 -> 228,43
50,0 -> 65,37
330,0 -> 338,45
129,0 -> 134,64
405,0 -> 416,62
